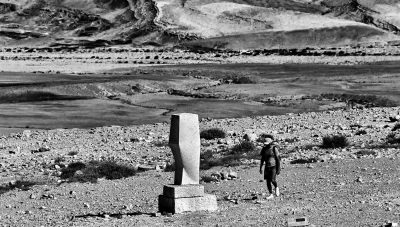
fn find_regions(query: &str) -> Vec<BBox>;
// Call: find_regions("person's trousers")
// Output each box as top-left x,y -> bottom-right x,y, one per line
264,166 -> 277,194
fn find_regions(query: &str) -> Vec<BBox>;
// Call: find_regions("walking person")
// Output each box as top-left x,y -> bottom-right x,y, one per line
260,140 -> 281,199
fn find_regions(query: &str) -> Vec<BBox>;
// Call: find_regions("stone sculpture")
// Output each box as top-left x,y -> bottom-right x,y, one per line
158,113 -> 218,214
168,113 -> 200,185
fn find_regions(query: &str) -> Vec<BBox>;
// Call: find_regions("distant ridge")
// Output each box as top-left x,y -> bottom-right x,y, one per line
0,0 -> 398,49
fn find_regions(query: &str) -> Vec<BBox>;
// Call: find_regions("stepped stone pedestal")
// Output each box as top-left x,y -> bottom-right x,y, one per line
159,185 -> 218,214
158,113 -> 218,214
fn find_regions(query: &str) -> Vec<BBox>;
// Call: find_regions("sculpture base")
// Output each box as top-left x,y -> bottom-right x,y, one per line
159,194 -> 218,214
158,185 -> 218,214
163,184 -> 204,198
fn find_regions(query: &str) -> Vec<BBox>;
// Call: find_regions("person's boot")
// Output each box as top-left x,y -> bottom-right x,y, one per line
266,193 -> 274,199
275,187 -> 280,197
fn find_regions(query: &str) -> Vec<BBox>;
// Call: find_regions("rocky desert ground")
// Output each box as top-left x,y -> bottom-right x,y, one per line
0,104 -> 400,226
1,0 -> 400,226
0,44 -> 400,226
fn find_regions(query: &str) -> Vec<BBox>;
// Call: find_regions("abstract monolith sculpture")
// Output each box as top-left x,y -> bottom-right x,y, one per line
158,113 -> 218,214
169,113 -> 200,185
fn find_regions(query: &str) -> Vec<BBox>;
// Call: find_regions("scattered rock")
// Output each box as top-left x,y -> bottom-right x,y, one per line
220,170 -> 229,180
31,147 -> 50,154
356,176 -> 363,183
228,170 -> 238,179
243,133 -> 257,142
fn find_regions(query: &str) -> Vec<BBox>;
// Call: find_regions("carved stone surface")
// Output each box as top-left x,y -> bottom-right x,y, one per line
168,113 -> 200,185
158,194 -> 218,214
163,185 -> 204,198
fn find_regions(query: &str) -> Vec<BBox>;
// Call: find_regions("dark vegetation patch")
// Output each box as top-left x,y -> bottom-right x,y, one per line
200,128 -> 226,140
68,151 -> 79,156
54,156 -> 66,164
167,89 -> 219,99
355,129 -> 367,135
355,150 -> 377,156
153,140 -> 168,147
317,93 -> 398,108
0,2 -> 16,14
389,116 -> 400,122
221,75 -> 258,84
392,123 -> 400,132
386,133 -> 400,145
31,147 -> 51,154
200,141 -> 258,170
60,160 -> 137,183
286,144 -> 318,154
302,144 -> 318,150
0,91 -> 92,104
321,135 -> 349,148
284,137 -> 299,143
231,141 -> 256,154
200,175 -> 220,183
350,124 -> 362,129
290,157 -> 318,164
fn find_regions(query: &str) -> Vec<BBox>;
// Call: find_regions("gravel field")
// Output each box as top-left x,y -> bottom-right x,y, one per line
0,106 -> 399,226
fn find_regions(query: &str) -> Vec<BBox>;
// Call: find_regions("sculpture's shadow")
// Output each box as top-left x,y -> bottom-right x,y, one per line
0,180 -> 39,195
72,211 -> 157,220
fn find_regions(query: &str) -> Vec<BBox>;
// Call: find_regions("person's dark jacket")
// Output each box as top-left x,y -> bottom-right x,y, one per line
260,145 -> 281,175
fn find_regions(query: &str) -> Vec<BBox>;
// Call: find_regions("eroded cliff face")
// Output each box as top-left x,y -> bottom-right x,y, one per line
122,0 -> 158,38
0,0 -> 159,44
0,0 -> 398,47
322,0 -> 400,34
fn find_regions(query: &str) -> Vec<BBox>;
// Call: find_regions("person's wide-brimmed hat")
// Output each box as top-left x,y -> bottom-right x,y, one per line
264,138 -> 273,144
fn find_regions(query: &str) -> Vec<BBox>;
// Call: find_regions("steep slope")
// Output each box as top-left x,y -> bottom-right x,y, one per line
157,0 -> 393,50
157,0 -> 376,37
322,0 -> 400,34
359,0 -> 400,30
228,0 -> 327,14
0,0 -> 158,45
0,0 -> 398,49
184,25 -> 387,50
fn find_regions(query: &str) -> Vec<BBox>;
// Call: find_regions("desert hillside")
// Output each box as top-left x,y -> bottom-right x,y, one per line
0,0 -> 399,49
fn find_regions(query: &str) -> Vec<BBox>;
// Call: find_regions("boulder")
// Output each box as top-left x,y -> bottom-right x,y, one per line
243,133 -> 257,142
228,170 -> 238,179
